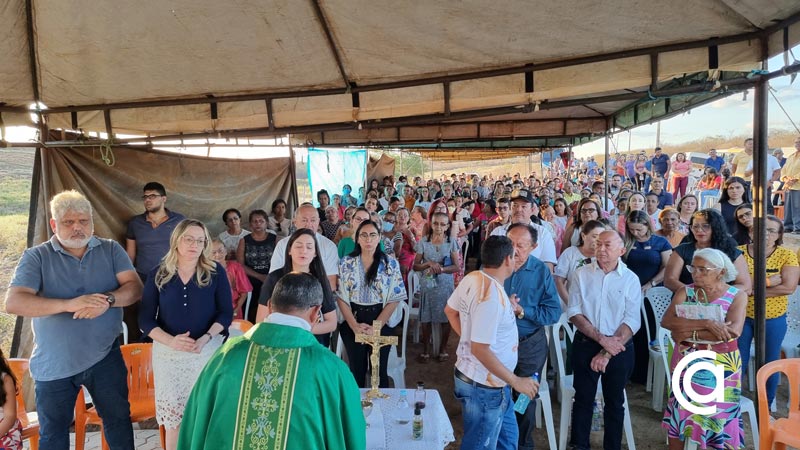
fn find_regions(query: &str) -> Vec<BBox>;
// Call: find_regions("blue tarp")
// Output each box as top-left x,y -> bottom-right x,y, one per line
307,147 -> 366,207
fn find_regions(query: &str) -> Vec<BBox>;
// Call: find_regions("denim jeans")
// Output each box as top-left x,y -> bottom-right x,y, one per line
738,315 -> 787,405
454,374 -> 518,450
35,341 -> 134,450
570,333 -> 634,450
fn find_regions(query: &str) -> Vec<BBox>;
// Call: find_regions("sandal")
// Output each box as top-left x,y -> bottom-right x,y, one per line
438,352 -> 450,362
417,353 -> 430,363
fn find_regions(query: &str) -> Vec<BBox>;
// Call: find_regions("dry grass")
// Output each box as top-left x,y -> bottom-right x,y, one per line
0,214 -> 28,355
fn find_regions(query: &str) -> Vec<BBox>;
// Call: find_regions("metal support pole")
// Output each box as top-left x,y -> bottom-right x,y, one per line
752,37 -> 769,372
604,123 -> 611,211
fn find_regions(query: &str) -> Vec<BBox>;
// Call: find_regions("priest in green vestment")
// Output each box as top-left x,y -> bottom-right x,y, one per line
178,272 -> 366,450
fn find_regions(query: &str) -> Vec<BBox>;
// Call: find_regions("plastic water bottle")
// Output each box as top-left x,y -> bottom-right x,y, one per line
395,390 -> 412,424
591,393 -> 604,431
412,406 -> 423,440
513,372 -> 539,414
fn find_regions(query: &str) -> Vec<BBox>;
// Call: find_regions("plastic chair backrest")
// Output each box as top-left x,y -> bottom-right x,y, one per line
407,271 -> 420,298
657,327 -> 674,387
121,344 -> 154,406
231,319 -> 254,333
643,286 -> 673,340
552,313 -> 575,383
8,359 -> 32,427
396,301 -> 410,361
757,359 -> 800,435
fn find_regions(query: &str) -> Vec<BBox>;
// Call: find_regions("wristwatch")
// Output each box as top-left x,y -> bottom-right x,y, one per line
516,309 -> 525,320
104,292 -> 116,306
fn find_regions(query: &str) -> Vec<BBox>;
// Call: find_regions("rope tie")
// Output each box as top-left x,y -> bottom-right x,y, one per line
99,140 -> 115,166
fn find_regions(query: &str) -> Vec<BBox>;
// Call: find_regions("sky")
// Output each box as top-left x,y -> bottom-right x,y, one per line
572,48 -> 800,157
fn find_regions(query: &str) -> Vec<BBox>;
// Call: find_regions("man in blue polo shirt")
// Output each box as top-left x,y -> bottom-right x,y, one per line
504,223 -> 561,450
126,181 -> 184,341
6,190 -> 143,450
704,148 -> 724,173
650,147 -> 671,181
647,176 -> 674,209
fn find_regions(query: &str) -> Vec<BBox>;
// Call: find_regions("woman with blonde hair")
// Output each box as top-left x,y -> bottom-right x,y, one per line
139,219 -> 233,450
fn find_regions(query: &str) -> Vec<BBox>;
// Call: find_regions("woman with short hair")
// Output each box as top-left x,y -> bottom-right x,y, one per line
661,248 -> 747,449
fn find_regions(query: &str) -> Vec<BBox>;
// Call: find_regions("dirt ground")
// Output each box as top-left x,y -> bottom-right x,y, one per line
401,253 -> 800,450
403,333 -> 787,449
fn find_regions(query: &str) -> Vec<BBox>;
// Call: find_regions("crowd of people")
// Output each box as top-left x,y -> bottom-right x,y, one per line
3,136 -> 799,450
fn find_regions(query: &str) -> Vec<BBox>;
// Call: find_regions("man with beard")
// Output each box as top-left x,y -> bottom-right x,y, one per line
125,181 -> 184,340
6,190 -> 142,450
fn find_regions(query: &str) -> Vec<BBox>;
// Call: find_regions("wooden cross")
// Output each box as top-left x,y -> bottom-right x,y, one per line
355,319 -> 398,399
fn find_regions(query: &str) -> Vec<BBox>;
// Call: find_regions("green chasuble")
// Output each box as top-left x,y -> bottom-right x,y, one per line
178,323 -> 366,450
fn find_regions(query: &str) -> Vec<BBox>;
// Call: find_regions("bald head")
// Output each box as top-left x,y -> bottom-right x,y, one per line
294,203 -> 320,231
595,230 -> 624,271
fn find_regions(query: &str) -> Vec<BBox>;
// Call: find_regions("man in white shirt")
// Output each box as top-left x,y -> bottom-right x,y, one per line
567,231 -> 641,450
270,203 -> 339,289
491,189 -> 557,270
745,150 -> 782,214
445,236 -> 539,450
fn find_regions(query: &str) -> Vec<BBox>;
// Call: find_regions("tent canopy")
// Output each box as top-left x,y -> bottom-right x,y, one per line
1,1 -> 799,149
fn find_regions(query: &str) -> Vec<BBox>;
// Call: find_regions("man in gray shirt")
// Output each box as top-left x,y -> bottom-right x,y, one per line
5,190 -> 142,450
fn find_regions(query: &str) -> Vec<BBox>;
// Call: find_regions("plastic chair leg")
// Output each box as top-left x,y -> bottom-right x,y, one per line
741,397 -> 760,450
431,323 -> 442,357
558,393 -> 573,450
623,391 -> 636,450
536,383 -> 558,450
646,357 -> 654,392
652,358 -> 666,411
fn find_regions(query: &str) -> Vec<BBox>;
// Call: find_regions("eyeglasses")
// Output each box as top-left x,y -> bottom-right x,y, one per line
210,248 -> 226,254
685,265 -> 721,275
580,208 -> 597,214
141,194 -> 163,200
359,232 -> 380,240
736,211 -> 753,220
690,224 -> 711,232
181,236 -> 207,247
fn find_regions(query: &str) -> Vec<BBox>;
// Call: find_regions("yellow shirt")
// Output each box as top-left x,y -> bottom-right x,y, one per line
781,152 -> 800,191
739,245 -> 798,319
732,152 -> 752,178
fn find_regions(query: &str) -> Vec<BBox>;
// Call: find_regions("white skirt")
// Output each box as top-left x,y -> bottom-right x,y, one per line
152,335 -> 222,428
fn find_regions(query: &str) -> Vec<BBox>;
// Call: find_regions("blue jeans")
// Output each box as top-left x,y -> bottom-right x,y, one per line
35,341 -> 134,450
454,374 -> 518,450
571,333 -> 634,450
738,315 -> 787,405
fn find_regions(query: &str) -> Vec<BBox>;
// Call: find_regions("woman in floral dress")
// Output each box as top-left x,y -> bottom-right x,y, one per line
660,248 -> 747,449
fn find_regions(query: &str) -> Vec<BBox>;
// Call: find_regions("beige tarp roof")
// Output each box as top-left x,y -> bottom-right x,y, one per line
1,1 -> 799,146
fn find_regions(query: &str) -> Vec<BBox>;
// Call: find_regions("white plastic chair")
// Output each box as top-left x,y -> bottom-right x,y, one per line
780,287 -> 800,360
533,326 -> 558,450
242,291 -> 253,323
552,313 -> 635,450
120,321 -> 128,345
659,328 -> 759,449
643,286 -> 673,411
387,301 -> 410,389
407,271 -> 421,343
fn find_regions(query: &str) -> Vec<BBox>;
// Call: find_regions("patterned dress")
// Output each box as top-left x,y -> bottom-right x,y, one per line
414,237 -> 459,323
662,284 -> 744,449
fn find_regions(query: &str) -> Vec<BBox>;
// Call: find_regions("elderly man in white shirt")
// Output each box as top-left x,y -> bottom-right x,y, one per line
567,230 -> 641,450
491,189 -> 557,271
270,203 -> 339,289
